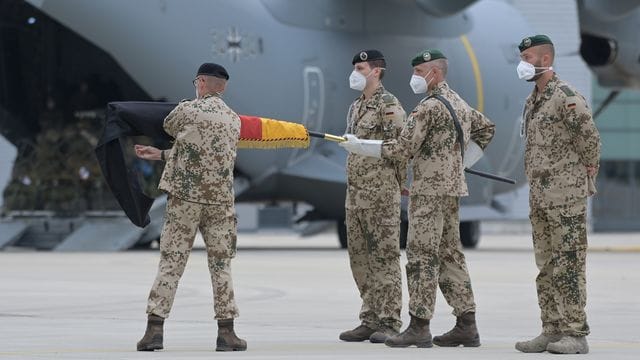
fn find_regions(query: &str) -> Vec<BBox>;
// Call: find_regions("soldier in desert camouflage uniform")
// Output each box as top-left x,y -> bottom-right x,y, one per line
134,63 -> 246,352
514,35 -> 601,355
340,49 -> 495,349
339,49 -> 407,344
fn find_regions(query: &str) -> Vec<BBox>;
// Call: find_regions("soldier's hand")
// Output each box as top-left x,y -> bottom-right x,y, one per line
134,144 -> 162,161
338,134 -> 360,153
338,134 -> 383,158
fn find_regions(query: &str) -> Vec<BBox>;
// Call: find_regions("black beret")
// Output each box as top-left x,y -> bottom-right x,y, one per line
352,49 -> 385,65
411,49 -> 446,67
518,35 -> 553,52
197,63 -> 229,80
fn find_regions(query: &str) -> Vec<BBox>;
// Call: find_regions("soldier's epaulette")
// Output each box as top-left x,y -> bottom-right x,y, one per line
559,85 -> 575,97
179,98 -> 190,103
381,93 -> 395,105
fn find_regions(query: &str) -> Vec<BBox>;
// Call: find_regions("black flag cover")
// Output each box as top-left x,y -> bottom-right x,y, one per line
95,102 -> 176,227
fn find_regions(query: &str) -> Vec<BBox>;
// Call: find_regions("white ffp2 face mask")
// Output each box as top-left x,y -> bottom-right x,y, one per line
349,70 -> 370,91
409,70 -> 434,94
517,60 -> 552,81
349,68 -> 382,91
409,75 -> 427,94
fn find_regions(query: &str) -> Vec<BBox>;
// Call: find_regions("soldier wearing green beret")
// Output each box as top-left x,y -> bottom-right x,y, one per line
339,49 -> 407,344
340,49 -> 495,348
515,35 -> 600,355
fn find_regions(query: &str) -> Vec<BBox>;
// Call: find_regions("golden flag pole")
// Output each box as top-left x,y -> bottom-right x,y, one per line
308,131 -> 346,143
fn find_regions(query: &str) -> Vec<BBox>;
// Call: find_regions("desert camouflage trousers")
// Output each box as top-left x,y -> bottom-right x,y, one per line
406,195 -> 475,320
530,199 -> 589,336
346,205 -> 403,331
146,195 -> 239,320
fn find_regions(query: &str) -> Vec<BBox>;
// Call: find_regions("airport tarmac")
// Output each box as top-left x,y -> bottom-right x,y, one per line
1,230 -> 639,359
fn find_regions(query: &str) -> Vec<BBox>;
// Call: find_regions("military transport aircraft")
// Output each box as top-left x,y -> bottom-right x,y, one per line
2,0 -> 640,249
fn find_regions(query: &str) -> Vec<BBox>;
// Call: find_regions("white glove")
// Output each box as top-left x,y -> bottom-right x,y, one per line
338,134 -> 383,158
463,141 -> 483,168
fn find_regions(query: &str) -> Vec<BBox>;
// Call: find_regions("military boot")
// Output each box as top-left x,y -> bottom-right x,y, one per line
546,336 -> 589,354
339,324 -> 376,342
515,333 -> 562,353
369,325 -> 399,344
433,312 -> 480,347
216,319 -> 247,351
136,314 -> 164,351
384,315 -> 432,348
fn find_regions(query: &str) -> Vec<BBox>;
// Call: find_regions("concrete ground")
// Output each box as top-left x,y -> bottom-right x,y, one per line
1,230 -> 639,359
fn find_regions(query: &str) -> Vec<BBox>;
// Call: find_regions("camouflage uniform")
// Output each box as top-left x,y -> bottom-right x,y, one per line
523,74 -> 601,337
146,94 -> 241,320
382,81 -> 495,320
345,84 -> 406,331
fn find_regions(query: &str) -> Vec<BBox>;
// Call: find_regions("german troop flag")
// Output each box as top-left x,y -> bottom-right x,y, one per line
237,115 -> 309,149
95,102 -> 329,227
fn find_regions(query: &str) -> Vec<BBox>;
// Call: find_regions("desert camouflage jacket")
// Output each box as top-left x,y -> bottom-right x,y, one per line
382,81 -> 495,196
523,74 -> 601,208
345,85 -> 407,209
159,94 -> 240,205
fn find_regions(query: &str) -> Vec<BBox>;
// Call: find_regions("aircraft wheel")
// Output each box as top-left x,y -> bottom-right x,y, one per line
337,219 -> 348,249
460,221 -> 480,248
400,220 -> 408,249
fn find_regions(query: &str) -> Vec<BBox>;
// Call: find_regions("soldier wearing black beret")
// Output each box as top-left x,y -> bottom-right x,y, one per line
134,62 -> 247,352
340,49 -> 408,344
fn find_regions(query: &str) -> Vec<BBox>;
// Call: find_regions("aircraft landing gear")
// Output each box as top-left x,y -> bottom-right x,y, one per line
337,219 -> 348,249
337,219 -> 408,249
460,221 -> 480,248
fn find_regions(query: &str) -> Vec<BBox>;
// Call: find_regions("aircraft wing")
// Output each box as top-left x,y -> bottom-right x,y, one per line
578,0 -> 640,89
236,148 -> 347,218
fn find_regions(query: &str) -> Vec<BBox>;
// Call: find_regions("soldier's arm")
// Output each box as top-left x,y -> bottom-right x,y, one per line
562,94 -> 601,172
382,99 -> 409,189
344,101 -> 356,134
134,144 -> 174,162
162,103 -> 184,138
382,103 -> 430,162
382,99 -> 406,139
469,107 -> 495,150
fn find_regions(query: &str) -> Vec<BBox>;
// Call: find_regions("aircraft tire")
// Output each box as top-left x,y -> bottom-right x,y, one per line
460,221 -> 480,248
337,219 -> 348,249
338,219 -> 408,249
400,220 -> 408,249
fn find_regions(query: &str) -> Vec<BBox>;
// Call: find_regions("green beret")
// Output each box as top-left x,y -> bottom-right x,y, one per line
411,49 -> 446,67
352,49 -> 385,65
518,35 -> 553,52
